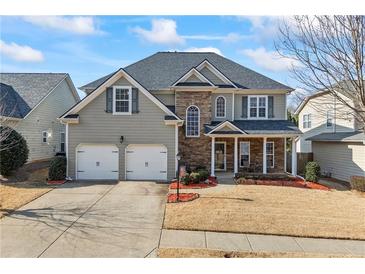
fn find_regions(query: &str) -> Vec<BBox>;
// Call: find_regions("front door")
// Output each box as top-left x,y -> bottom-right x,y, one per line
215,142 -> 226,171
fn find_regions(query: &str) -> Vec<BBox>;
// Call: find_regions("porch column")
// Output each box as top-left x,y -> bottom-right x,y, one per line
211,137 -> 215,177
284,137 -> 287,172
234,137 -> 238,175
291,137 -> 297,176
263,137 -> 267,174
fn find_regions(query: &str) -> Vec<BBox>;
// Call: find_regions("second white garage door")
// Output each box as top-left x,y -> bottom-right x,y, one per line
126,144 -> 168,181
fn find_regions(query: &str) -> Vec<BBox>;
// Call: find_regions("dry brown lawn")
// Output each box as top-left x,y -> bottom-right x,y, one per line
0,168 -> 53,218
158,248 -> 359,258
164,185 -> 365,240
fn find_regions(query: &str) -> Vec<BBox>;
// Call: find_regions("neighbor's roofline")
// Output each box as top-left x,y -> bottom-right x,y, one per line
294,90 -> 330,115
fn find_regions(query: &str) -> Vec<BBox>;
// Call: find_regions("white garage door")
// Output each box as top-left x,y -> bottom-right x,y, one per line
126,144 -> 168,181
77,144 -> 119,180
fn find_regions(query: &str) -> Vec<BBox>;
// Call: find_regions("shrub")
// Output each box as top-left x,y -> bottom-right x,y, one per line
305,161 -> 321,182
190,172 -> 200,183
48,156 -> 67,181
350,176 -> 365,192
0,127 -> 29,175
180,174 -> 191,185
194,165 -> 207,172
197,169 -> 209,181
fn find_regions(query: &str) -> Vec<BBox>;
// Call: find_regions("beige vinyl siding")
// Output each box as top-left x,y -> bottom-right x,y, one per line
154,94 -> 175,105
312,141 -> 365,182
68,76 -> 176,181
185,74 -> 202,83
211,93 -> 233,121
234,94 -> 286,120
199,66 -> 226,85
297,92 -> 356,153
14,78 -> 78,161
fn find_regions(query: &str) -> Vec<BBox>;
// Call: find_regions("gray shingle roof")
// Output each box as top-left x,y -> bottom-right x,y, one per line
205,120 -> 301,135
306,131 -> 365,142
80,52 -> 293,91
0,73 -> 67,118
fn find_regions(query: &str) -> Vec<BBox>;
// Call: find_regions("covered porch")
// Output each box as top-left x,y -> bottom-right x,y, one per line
205,120 -> 301,178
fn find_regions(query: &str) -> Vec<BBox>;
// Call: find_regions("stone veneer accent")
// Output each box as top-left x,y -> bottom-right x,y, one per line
175,90 -> 285,173
175,90 -> 212,171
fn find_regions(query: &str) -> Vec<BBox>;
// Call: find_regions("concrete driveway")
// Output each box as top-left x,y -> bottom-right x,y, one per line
0,181 -> 168,258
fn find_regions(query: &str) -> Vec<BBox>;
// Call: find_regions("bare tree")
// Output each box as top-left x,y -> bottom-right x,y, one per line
276,16 -> 365,130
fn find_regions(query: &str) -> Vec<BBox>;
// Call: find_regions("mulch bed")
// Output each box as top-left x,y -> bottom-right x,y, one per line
238,179 -> 330,191
169,182 -> 217,190
47,180 -> 66,185
169,177 -> 218,190
167,193 -> 199,203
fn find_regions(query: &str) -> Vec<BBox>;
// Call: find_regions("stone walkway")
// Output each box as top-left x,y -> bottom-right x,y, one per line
159,229 -> 365,256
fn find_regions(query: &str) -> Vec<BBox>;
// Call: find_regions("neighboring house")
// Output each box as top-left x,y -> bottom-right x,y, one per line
295,90 -> 365,182
60,52 -> 301,181
0,73 -> 80,162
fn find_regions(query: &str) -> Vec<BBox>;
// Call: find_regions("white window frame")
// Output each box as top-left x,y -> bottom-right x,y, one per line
60,132 -> 65,152
303,114 -> 312,129
185,105 -> 200,137
113,86 -> 132,115
239,141 -> 250,167
215,96 -> 226,118
248,95 -> 268,119
42,131 -> 48,144
266,141 -> 275,168
326,110 -> 334,128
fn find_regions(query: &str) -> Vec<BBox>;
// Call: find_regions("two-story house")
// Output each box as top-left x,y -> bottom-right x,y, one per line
295,90 -> 365,182
59,52 -> 301,181
1,73 -> 80,162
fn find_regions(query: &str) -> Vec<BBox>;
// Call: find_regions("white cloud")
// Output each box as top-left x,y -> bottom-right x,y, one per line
131,19 -> 185,45
240,47 -> 300,72
0,40 -> 44,62
237,16 -> 297,42
182,32 -> 246,43
183,47 -> 223,56
23,16 -> 100,35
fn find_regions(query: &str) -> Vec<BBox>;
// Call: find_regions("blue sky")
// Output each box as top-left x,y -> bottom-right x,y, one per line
0,16 -> 300,101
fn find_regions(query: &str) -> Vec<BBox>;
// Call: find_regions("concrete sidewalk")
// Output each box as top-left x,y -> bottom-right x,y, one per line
159,229 -> 365,256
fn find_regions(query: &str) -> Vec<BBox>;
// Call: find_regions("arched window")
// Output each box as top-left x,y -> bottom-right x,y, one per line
215,96 -> 226,118
186,105 -> 200,137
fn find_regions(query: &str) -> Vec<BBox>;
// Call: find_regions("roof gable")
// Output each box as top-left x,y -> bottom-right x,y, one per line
207,120 -> 246,134
171,68 -> 214,87
0,73 -> 68,118
60,69 -> 181,121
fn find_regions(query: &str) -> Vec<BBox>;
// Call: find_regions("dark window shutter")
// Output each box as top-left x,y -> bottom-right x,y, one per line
268,96 -> 274,118
241,96 -> 248,118
132,88 -> 139,113
105,87 -> 113,113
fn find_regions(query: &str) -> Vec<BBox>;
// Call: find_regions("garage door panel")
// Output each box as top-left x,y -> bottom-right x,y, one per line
77,145 -> 119,180
126,145 -> 167,181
